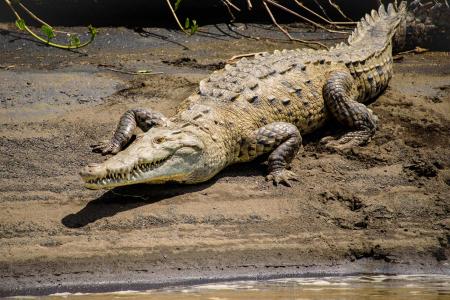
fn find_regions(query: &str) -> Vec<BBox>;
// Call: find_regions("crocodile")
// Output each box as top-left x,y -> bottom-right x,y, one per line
79,1 -> 441,189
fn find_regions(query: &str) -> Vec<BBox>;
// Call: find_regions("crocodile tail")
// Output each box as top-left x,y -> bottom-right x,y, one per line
394,0 -> 450,51
347,1 -> 408,48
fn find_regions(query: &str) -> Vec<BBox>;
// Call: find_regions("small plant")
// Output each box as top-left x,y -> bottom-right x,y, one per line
5,0 -> 97,49
166,0 -> 199,35
184,17 -> 198,35
174,0 -> 183,11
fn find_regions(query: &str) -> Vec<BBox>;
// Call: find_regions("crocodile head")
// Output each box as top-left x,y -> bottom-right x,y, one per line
80,127 -> 218,189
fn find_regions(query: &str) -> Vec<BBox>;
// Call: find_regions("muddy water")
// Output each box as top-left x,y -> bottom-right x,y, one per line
23,275 -> 450,300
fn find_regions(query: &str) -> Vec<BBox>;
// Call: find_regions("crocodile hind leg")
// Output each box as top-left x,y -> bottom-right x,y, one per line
241,122 -> 302,186
321,70 -> 378,151
92,108 -> 170,155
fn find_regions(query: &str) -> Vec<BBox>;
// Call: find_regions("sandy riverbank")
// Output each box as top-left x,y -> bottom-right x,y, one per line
0,23 -> 449,297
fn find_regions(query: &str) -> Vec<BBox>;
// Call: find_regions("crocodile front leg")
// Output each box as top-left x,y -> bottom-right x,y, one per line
240,122 -> 302,186
322,70 -> 378,150
92,108 -> 170,155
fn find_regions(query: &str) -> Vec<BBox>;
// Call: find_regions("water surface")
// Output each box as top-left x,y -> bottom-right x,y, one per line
17,274 -> 450,300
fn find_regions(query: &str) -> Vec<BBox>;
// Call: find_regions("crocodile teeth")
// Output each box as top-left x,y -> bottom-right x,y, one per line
88,156 -> 170,186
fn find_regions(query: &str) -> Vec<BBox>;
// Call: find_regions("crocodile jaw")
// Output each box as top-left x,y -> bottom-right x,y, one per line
80,129 -> 208,189
80,154 -> 179,189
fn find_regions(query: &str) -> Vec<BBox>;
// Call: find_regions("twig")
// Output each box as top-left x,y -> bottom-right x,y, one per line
262,1 -> 328,49
98,64 -> 164,75
312,0 -> 332,22
328,0 -> 354,22
227,52 -> 266,64
263,0 -> 348,34
17,2 -> 50,27
4,0 -> 21,20
394,46 -> 429,61
247,0 -> 253,10
4,0 -> 96,49
294,0 -> 356,26
396,46 -> 429,55
17,2 -> 76,35
223,0 -> 241,12
164,0 -> 190,35
0,64 -> 15,70
221,0 -> 237,21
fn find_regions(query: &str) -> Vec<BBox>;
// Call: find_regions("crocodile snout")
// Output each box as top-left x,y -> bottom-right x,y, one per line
79,163 -> 106,180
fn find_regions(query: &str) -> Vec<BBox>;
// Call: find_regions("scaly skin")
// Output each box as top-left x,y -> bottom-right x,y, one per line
79,2 -> 435,189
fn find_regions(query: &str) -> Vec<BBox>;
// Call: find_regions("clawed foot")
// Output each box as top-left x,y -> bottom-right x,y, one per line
320,136 -> 354,151
320,131 -> 373,152
90,141 -> 121,155
266,169 -> 299,187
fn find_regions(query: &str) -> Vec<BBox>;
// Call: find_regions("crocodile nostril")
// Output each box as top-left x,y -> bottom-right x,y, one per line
79,166 -> 91,176
154,137 -> 166,144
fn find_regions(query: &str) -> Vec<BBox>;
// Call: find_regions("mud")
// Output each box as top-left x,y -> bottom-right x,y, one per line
0,22 -> 449,297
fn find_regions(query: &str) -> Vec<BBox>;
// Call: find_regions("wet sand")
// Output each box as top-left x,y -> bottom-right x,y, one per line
0,23 -> 449,297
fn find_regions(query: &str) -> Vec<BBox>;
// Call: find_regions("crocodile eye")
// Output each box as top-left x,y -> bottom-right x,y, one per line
154,137 -> 166,144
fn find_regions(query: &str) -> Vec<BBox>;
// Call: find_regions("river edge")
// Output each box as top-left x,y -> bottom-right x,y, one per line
2,263 -> 449,297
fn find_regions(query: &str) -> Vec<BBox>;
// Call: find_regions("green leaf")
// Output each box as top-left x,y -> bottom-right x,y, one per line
88,25 -> 98,37
190,19 -> 198,35
174,0 -> 183,11
41,24 -> 55,40
184,17 -> 190,30
69,34 -> 81,47
15,18 -> 25,31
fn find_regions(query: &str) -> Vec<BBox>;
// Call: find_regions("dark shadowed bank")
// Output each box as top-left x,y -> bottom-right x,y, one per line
1,0 -> 449,50
0,3 -> 449,298
0,0 -> 381,26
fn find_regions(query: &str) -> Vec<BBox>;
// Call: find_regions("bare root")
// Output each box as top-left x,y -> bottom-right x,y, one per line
294,0 -> 356,28
164,0 -> 190,35
262,1 -> 328,50
227,52 -> 266,64
263,0 -> 348,35
328,0 -> 354,22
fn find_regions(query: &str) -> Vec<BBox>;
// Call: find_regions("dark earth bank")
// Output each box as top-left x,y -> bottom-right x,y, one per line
0,0 -> 383,26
